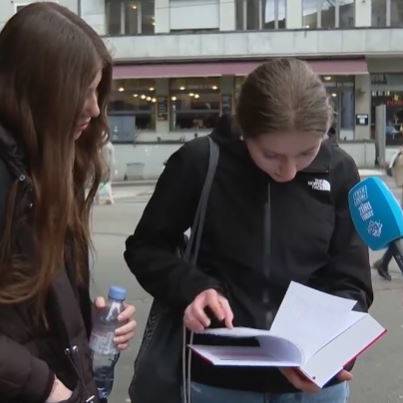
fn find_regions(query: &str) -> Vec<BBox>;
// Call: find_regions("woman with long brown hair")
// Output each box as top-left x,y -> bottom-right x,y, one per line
0,3 -> 135,402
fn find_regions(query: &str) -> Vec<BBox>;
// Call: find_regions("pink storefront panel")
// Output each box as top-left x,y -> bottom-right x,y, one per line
113,59 -> 368,79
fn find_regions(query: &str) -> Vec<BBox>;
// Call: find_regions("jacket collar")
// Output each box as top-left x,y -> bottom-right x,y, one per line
301,139 -> 332,174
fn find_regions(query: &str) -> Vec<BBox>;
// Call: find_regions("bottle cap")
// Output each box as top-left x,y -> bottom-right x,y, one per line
108,286 -> 127,301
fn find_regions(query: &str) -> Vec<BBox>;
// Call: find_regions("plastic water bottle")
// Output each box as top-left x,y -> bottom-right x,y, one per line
89,286 -> 127,399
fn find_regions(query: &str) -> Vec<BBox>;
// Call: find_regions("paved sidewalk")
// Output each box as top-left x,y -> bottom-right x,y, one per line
359,168 -> 385,177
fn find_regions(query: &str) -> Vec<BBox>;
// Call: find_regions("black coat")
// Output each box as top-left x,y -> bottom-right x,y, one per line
0,125 -> 98,403
125,117 -> 373,393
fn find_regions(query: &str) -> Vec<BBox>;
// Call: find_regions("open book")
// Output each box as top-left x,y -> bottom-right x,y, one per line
190,282 -> 386,388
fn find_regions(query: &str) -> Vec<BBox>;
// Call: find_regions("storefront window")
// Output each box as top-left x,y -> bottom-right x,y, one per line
322,76 -> 355,141
105,0 -> 155,35
372,74 -> 403,145
391,0 -> 403,27
108,79 -> 156,142
235,77 -> 245,101
170,78 -> 221,131
372,0 -> 387,27
372,91 -> 403,145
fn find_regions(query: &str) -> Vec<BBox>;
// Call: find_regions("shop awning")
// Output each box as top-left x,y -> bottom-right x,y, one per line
113,58 -> 368,79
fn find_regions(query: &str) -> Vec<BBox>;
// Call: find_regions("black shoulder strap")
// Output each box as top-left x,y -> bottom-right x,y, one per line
184,137 -> 219,265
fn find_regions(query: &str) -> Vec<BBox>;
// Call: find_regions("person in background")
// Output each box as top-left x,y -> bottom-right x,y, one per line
0,3 -> 135,403
327,126 -> 337,143
125,58 -> 372,403
373,148 -> 403,280
96,140 -> 116,205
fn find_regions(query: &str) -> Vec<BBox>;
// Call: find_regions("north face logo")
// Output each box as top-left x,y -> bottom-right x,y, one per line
308,179 -> 331,192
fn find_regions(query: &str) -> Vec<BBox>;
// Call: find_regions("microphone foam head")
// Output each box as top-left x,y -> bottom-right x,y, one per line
348,177 -> 403,250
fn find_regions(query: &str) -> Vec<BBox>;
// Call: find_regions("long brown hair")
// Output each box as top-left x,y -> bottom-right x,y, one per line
0,2 -> 112,311
237,58 -> 332,138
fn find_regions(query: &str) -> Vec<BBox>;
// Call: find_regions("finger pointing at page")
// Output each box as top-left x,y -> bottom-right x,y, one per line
184,289 -> 234,332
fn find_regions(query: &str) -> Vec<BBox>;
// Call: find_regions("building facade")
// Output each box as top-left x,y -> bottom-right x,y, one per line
2,0 -> 403,176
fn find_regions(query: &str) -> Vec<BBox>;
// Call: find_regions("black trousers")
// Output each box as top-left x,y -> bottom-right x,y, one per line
381,247 -> 393,267
381,247 -> 403,274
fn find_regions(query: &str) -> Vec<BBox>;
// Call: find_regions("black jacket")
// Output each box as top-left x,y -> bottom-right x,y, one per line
0,125 -> 98,403
125,117 -> 373,393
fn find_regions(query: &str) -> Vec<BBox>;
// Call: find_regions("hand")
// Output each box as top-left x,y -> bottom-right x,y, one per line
184,288 -> 234,332
45,377 -> 72,403
280,368 -> 320,393
95,297 -> 136,351
337,369 -> 353,382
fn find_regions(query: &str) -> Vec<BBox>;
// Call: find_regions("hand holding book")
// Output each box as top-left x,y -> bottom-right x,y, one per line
190,282 -> 386,388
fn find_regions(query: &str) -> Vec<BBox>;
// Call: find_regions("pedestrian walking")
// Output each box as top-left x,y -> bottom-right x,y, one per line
0,3 -> 135,403
373,149 -> 403,280
96,140 -> 116,205
125,59 -> 373,403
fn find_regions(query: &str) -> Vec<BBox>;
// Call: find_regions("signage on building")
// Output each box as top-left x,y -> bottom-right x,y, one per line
356,114 -> 369,126
371,74 -> 387,84
157,97 -> 168,121
386,100 -> 403,107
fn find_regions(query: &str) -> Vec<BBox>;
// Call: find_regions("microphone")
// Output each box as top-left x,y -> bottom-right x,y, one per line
348,177 -> 403,272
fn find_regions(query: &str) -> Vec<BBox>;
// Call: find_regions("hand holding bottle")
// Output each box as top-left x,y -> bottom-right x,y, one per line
90,286 -> 135,399
94,296 -> 136,350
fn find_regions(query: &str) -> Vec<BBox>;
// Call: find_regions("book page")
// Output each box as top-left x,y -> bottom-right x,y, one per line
190,334 -> 303,367
269,282 -> 357,360
299,314 -> 386,387
202,327 -> 270,338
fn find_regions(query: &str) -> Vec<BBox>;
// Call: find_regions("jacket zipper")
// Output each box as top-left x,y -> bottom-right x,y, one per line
65,345 -> 96,403
262,180 -> 272,328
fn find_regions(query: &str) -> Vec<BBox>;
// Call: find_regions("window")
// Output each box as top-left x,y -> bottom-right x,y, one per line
105,0 -> 155,35
263,0 -> 286,29
303,0 -> 318,29
170,78 -> 220,131
303,0 -> 354,29
321,1 -> 336,29
371,0 -> 403,27
372,0 -> 387,27
339,0 -> 355,28
170,0 -> 219,32
391,0 -> 403,27
372,90 -> 403,145
322,76 -> 355,141
15,4 -> 28,13
371,74 -> 403,144
236,0 -> 285,30
235,77 -> 245,101
236,0 -> 261,30
108,79 -> 156,142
